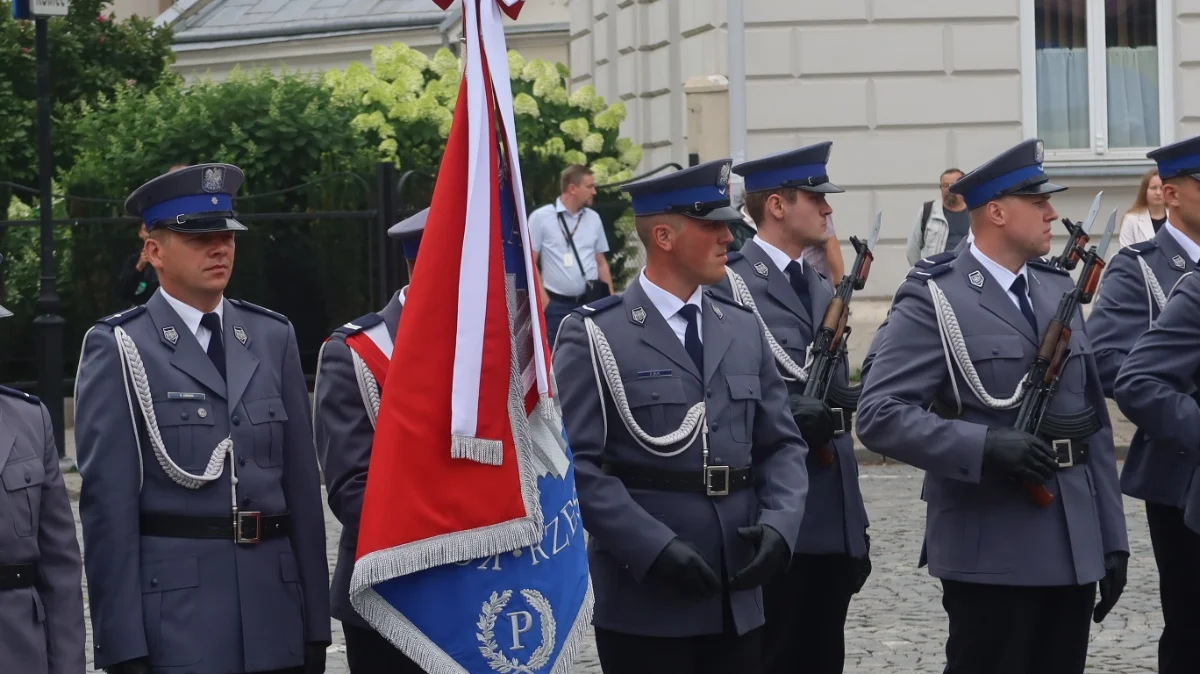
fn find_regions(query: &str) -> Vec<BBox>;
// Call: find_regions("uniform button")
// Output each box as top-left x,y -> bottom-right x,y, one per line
780,337 -> 788,344
233,415 -> 241,426
243,497 -> 252,507
198,408 -> 208,419
706,390 -> 713,398
238,457 -> 247,467
748,387 -> 754,395
651,392 -> 660,401
959,466 -> 969,476
269,406 -> 276,417
711,423 -> 719,431
181,412 -> 189,420
24,472 -> 31,484
992,348 -> 999,355
151,578 -> 159,587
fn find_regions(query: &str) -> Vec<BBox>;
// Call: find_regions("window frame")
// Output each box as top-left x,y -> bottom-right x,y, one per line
1020,0 -> 1176,165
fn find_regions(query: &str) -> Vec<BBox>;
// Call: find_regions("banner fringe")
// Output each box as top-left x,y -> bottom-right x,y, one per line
450,435 -> 505,466
549,580 -> 595,674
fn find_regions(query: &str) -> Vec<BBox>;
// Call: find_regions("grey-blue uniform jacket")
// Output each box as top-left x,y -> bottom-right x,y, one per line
553,281 -> 809,638
1087,228 -> 1198,507
314,290 -> 403,630
857,250 -> 1128,586
1114,271 -> 1200,530
713,240 -> 868,558
74,290 -> 331,673
0,387 -> 85,674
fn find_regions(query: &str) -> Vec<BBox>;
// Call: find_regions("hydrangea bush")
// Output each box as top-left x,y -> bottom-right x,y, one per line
324,44 -> 644,285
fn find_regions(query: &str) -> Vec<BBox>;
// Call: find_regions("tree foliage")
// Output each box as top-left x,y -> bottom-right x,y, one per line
0,0 -> 177,190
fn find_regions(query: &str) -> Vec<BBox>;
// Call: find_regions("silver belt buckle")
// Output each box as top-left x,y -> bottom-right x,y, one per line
1053,439 -> 1074,468
235,511 -> 263,544
705,466 -> 730,496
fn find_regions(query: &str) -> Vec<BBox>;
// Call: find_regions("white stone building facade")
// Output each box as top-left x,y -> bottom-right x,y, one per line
569,0 -> 1187,297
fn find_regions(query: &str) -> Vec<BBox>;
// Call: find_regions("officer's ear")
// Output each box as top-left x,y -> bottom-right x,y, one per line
1162,178 -> 1185,210
143,229 -> 171,269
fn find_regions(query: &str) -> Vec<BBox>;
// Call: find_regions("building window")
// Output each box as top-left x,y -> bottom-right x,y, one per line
1025,0 -> 1172,160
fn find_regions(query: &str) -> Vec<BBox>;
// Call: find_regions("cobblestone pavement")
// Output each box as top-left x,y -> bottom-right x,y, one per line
68,424 -> 1162,672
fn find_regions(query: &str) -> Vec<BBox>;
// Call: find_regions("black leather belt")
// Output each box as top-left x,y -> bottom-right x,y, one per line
547,291 -> 586,305
140,511 -> 291,544
0,563 -> 35,591
1049,439 -> 1089,469
603,462 -> 753,496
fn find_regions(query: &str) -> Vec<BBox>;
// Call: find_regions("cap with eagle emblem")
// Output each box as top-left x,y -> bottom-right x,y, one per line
125,163 -> 248,234
620,158 -> 743,221
732,141 -> 844,195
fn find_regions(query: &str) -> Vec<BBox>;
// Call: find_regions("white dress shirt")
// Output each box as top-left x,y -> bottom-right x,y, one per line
638,270 -> 704,346
969,242 -> 1032,311
158,287 -> 224,351
1164,221 -> 1200,264
754,234 -> 804,278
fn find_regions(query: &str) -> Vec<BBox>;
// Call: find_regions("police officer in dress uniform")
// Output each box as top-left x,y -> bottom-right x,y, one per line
74,164 -> 331,674
314,208 -> 430,674
0,260 -> 86,674
856,139 -> 1129,674
553,158 -> 810,674
1109,136 -> 1200,674
711,143 -> 870,674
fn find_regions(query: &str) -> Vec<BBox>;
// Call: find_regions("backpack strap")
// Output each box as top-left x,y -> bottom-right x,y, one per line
920,200 -> 934,244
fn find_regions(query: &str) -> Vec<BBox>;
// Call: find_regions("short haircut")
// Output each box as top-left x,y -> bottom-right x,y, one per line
561,164 -> 593,193
743,187 -> 801,224
941,168 -> 964,180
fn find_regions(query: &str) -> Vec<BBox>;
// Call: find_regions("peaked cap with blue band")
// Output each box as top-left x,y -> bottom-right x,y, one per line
949,138 -> 1066,210
125,163 -> 249,233
388,207 -> 428,260
1147,135 -> 1200,180
733,141 -> 844,195
620,158 -> 743,221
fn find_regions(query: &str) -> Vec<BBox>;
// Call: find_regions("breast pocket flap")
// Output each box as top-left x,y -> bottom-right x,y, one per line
153,400 -> 216,428
966,334 -> 1026,362
245,396 -> 289,424
725,374 -> 763,401
2,458 -> 44,492
622,377 -> 689,408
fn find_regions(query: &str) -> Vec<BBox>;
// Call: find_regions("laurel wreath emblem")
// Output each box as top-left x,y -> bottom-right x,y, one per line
477,589 -> 557,673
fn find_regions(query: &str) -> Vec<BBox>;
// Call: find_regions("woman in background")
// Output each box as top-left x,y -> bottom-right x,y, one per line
1119,168 -> 1167,247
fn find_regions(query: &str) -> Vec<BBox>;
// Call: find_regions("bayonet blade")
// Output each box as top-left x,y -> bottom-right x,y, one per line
1081,191 -> 1103,235
1096,208 -> 1118,258
867,210 -> 882,251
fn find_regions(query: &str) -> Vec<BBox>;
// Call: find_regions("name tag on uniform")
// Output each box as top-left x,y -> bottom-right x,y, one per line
637,369 -> 673,378
563,252 -> 575,268
167,392 -> 207,401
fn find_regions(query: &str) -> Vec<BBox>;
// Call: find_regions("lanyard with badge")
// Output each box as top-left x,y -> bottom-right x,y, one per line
557,210 -> 584,269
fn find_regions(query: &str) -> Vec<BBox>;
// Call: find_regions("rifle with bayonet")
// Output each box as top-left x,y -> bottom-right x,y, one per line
1049,191 -> 1102,271
1015,207 -> 1116,507
800,210 -> 881,466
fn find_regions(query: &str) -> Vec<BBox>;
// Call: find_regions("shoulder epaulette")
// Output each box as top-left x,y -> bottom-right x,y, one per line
572,295 -> 622,317
906,259 -> 954,283
229,299 -> 287,323
725,251 -> 745,265
1118,240 -> 1158,258
0,384 -> 39,405
333,313 -> 383,337
1028,257 -> 1069,276
704,288 -> 753,312
915,251 -> 957,269
98,305 -> 146,326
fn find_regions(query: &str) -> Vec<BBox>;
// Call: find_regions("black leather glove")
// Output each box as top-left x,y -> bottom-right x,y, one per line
305,642 -> 328,674
982,427 -> 1057,485
729,524 -> 790,592
1093,551 -> 1129,623
788,394 -> 837,448
647,538 -> 721,597
106,658 -> 151,674
852,532 -> 872,594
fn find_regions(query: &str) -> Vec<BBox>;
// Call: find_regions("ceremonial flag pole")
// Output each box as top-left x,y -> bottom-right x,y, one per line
348,1 -> 593,672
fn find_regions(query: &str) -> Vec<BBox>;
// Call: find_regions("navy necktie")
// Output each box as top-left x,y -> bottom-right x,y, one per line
200,312 -> 226,381
785,261 -> 814,319
1009,275 -> 1038,334
678,304 -> 703,374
